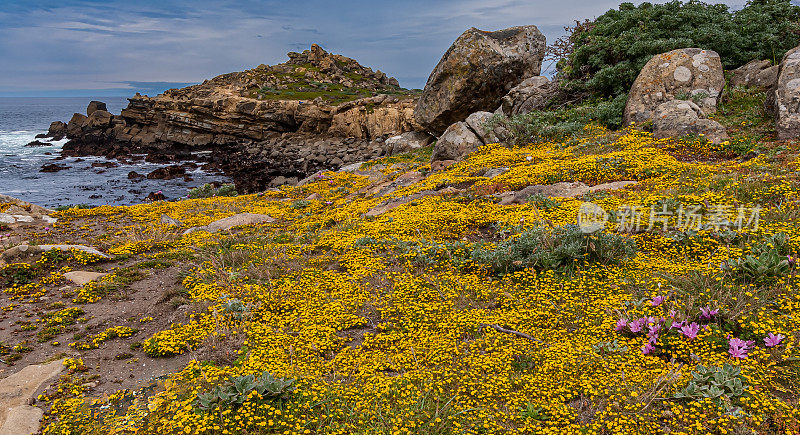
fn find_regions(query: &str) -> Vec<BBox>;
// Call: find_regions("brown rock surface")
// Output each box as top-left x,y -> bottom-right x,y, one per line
57,45 -> 422,192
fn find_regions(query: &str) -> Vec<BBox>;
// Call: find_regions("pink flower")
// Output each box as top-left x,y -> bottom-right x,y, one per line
680,322 -> 700,340
671,320 -> 685,330
628,318 -> 645,333
764,333 -> 785,348
667,309 -> 677,318
614,318 -> 628,332
650,295 -> 666,307
641,342 -> 656,355
647,324 -> 662,342
699,306 -> 719,321
729,337 -> 754,359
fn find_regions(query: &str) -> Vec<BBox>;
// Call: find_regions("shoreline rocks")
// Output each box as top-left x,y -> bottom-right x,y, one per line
53,45 -> 425,193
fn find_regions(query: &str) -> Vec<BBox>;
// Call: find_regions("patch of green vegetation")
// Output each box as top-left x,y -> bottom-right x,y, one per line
188,183 -> 239,199
560,0 -> 800,99
54,204 -> 93,212
489,96 -> 626,146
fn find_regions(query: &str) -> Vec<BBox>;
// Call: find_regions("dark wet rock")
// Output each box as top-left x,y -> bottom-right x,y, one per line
91,162 -> 118,168
146,165 -> 186,180
146,191 -> 166,201
25,140 -> 52,148
40,163 -> 70,173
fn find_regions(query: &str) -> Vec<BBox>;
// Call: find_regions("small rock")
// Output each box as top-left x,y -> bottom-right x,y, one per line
161,214 -> 183,226
431,122 -> 483,162
63,271 -> 107,286
40,163 -> 70,173
183,213 -> 275,235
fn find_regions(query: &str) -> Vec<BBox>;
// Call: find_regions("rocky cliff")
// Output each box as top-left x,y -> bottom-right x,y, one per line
58,45 -> 424,192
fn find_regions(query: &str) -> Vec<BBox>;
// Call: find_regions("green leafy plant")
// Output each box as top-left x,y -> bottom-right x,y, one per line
723,233 -> 795,283
519,403 -> 550,421
592,339 -> 629,355
674,363 -> 747,409
471,224 -> 637,275
187,183 -> 239,199
195,371 -> 295,411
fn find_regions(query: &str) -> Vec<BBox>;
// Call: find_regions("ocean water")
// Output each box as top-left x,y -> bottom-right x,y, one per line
0,97 -> 226,208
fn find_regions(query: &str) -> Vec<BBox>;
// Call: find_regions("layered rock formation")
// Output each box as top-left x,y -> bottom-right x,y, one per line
57,45 -> 425,192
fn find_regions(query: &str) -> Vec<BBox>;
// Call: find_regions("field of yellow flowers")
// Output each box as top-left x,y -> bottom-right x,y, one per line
2,89 -> 799,434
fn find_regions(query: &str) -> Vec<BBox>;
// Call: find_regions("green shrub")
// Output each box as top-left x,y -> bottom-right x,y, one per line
722,233 -> 795,283
195,371 -> 295,411
187,183 -> 239,199
560,0 -> 800,99
488,98 -> 622,144
674,363 -> 747,409
471,224 -> 637,275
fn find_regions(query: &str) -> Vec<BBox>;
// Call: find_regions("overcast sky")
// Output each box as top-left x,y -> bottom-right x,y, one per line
0,0 -> 754,97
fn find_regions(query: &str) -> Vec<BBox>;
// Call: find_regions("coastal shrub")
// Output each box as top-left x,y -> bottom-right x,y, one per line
195,371 -> 295,411
187,183 -> 238,199
723,232 -> 795,284
674,363 -> 747,409
559,0 -> 800,99
489,98 -> 624,145
471,224 -> 637,274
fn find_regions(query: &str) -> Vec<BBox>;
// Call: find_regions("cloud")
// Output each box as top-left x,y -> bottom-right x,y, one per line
0,0 -> 778,95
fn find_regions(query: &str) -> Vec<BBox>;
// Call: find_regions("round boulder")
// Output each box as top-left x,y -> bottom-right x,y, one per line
431,121 -> 483,162
414,26 -> 546,135
624,48 -> 725,126
652,100 -> 729,144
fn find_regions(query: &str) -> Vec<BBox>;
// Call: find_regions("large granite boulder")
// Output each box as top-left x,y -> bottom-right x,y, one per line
652,100 -> 729,144
500,76 -> 553,116
415,26 -> 546,135
385,131 -> 434,155
776,45 -> 800,140
624,48 -> 725,126
431,121 -> 483,162
731,60 -> 779,89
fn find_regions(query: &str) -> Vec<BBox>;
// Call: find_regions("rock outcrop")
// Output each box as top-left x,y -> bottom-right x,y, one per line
775,45 -> 800,140
431,111 -> 508,162
731,59 -> 779,89
624,48 -> 725,126
652,100 -> 729,144
500,76 -> 553,116
55,45 -> 423,192
384,131 -> 434,155
414,26 -> 546,135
